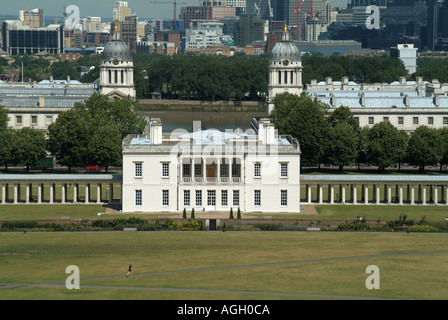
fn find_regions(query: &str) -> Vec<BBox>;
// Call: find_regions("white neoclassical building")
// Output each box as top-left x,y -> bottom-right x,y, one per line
121,118 -> 301,213
99,26 -> 136,99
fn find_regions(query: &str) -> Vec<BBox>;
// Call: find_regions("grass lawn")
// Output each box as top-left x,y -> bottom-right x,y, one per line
314,205 -> 448,222
0,232 -> 447,300
0,205 -> 178,221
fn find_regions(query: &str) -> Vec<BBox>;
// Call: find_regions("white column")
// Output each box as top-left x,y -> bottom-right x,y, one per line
38,184 -> 42,204
376,185 -> 380,205
26,183 -> 30,204
49,184 -> 54,204
411,185 -> 415,205
434,186 -> 438,205
422,185 -> 427,205
85,184 -> 89,204
364,185 -> 369,204
97,183 -> 102,204
202,159 -> 207,182
342,185 -> 346,204
74,184 -> 78,204
318,184 -> 323,204
353,184 -> 357,204
62,184 -> 66,204
399,184 -> 403,205
1,184 -> 5,204
13,184 -> 18,204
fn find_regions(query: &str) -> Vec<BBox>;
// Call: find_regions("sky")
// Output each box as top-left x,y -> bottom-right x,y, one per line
1,0 -> 349,20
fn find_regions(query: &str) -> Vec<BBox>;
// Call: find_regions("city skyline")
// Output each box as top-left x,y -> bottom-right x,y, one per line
1,0 -> 349,20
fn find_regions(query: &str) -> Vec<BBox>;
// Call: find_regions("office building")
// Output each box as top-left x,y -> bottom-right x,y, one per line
1,21 -> 64,55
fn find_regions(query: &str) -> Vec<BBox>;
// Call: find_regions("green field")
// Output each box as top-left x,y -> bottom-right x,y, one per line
1,204 -> 447,223
0,232 -> 447,300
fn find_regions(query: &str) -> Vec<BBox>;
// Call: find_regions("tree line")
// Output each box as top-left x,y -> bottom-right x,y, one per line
271,93 -> 448,172
0,94 -> 146,172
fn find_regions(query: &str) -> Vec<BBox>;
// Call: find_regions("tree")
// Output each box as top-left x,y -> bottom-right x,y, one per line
438,128 -> 448,172
0,128 -> 14,170
270,92 -> 330,167
366,122 -> 406,171
356,126 -> 370,171
0,105 -> 8,131
406,126 -> 442,172
47,94 -> 147,171
47,109 -> 90,171
229,207 -> 234,219
327,122 -> 359,171
11,128 -> 47,172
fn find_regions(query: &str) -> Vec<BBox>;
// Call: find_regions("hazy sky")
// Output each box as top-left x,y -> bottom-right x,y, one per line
2,0 -> 349,19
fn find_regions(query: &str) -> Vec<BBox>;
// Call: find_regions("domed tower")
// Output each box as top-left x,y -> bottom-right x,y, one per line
267,25 -> 303,113
99,24 -> 136,98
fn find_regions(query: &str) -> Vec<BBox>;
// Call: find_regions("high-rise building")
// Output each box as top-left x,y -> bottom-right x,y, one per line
180,5 -> 236,29
1,21 -> 64,55
113,1 -> 132,22
19,8 -> 45,28
234,13 -> 267,45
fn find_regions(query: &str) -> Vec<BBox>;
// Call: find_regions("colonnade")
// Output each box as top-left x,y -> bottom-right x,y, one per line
303,182 -> 448,205
0,180 -> 121,204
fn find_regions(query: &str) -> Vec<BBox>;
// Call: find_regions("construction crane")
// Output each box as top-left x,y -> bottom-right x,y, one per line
295,0 -> 305,41
149,1 -> 186,31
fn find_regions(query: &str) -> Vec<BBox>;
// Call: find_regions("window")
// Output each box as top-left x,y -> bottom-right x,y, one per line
46,116 -> 53,125
233,190 -> 239,206
195,190 -> 202,206
413,117 -> 419,125
428,117 -> 434,125
183,163 -> 191,177
162,163 -> 169,177
184,190 -> 190,206
368,117 -> 374,125
109,70 -> 112,83
121,70 -> 124,84
207,190 -> 216,206
221,190 -> 228,206
194,164 -> 202,177
383,117 -> 389,123
135,190 -> 142,206
281,190 -> 287,206
280,163 -> 288,177
254,190 -> 261,206
290,71 -> 294,84
354,117 -> 359,124
114,70 -> 118,84
162,190 -> 169,206
16,116 -> 22,125
134,163 -> 142,177
254,163 -> 261,177
220,164 -> 228,177
398,117 -> 404,125
278,71 -> 281,84
444,117 -> 448,125
31,115 -> 37,125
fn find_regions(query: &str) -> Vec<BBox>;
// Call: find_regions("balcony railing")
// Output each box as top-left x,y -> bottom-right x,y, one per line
182,176 -> 241,184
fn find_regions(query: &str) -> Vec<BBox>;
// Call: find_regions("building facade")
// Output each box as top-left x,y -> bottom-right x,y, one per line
122,118 -> 301,213
1,21 -> 64,55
